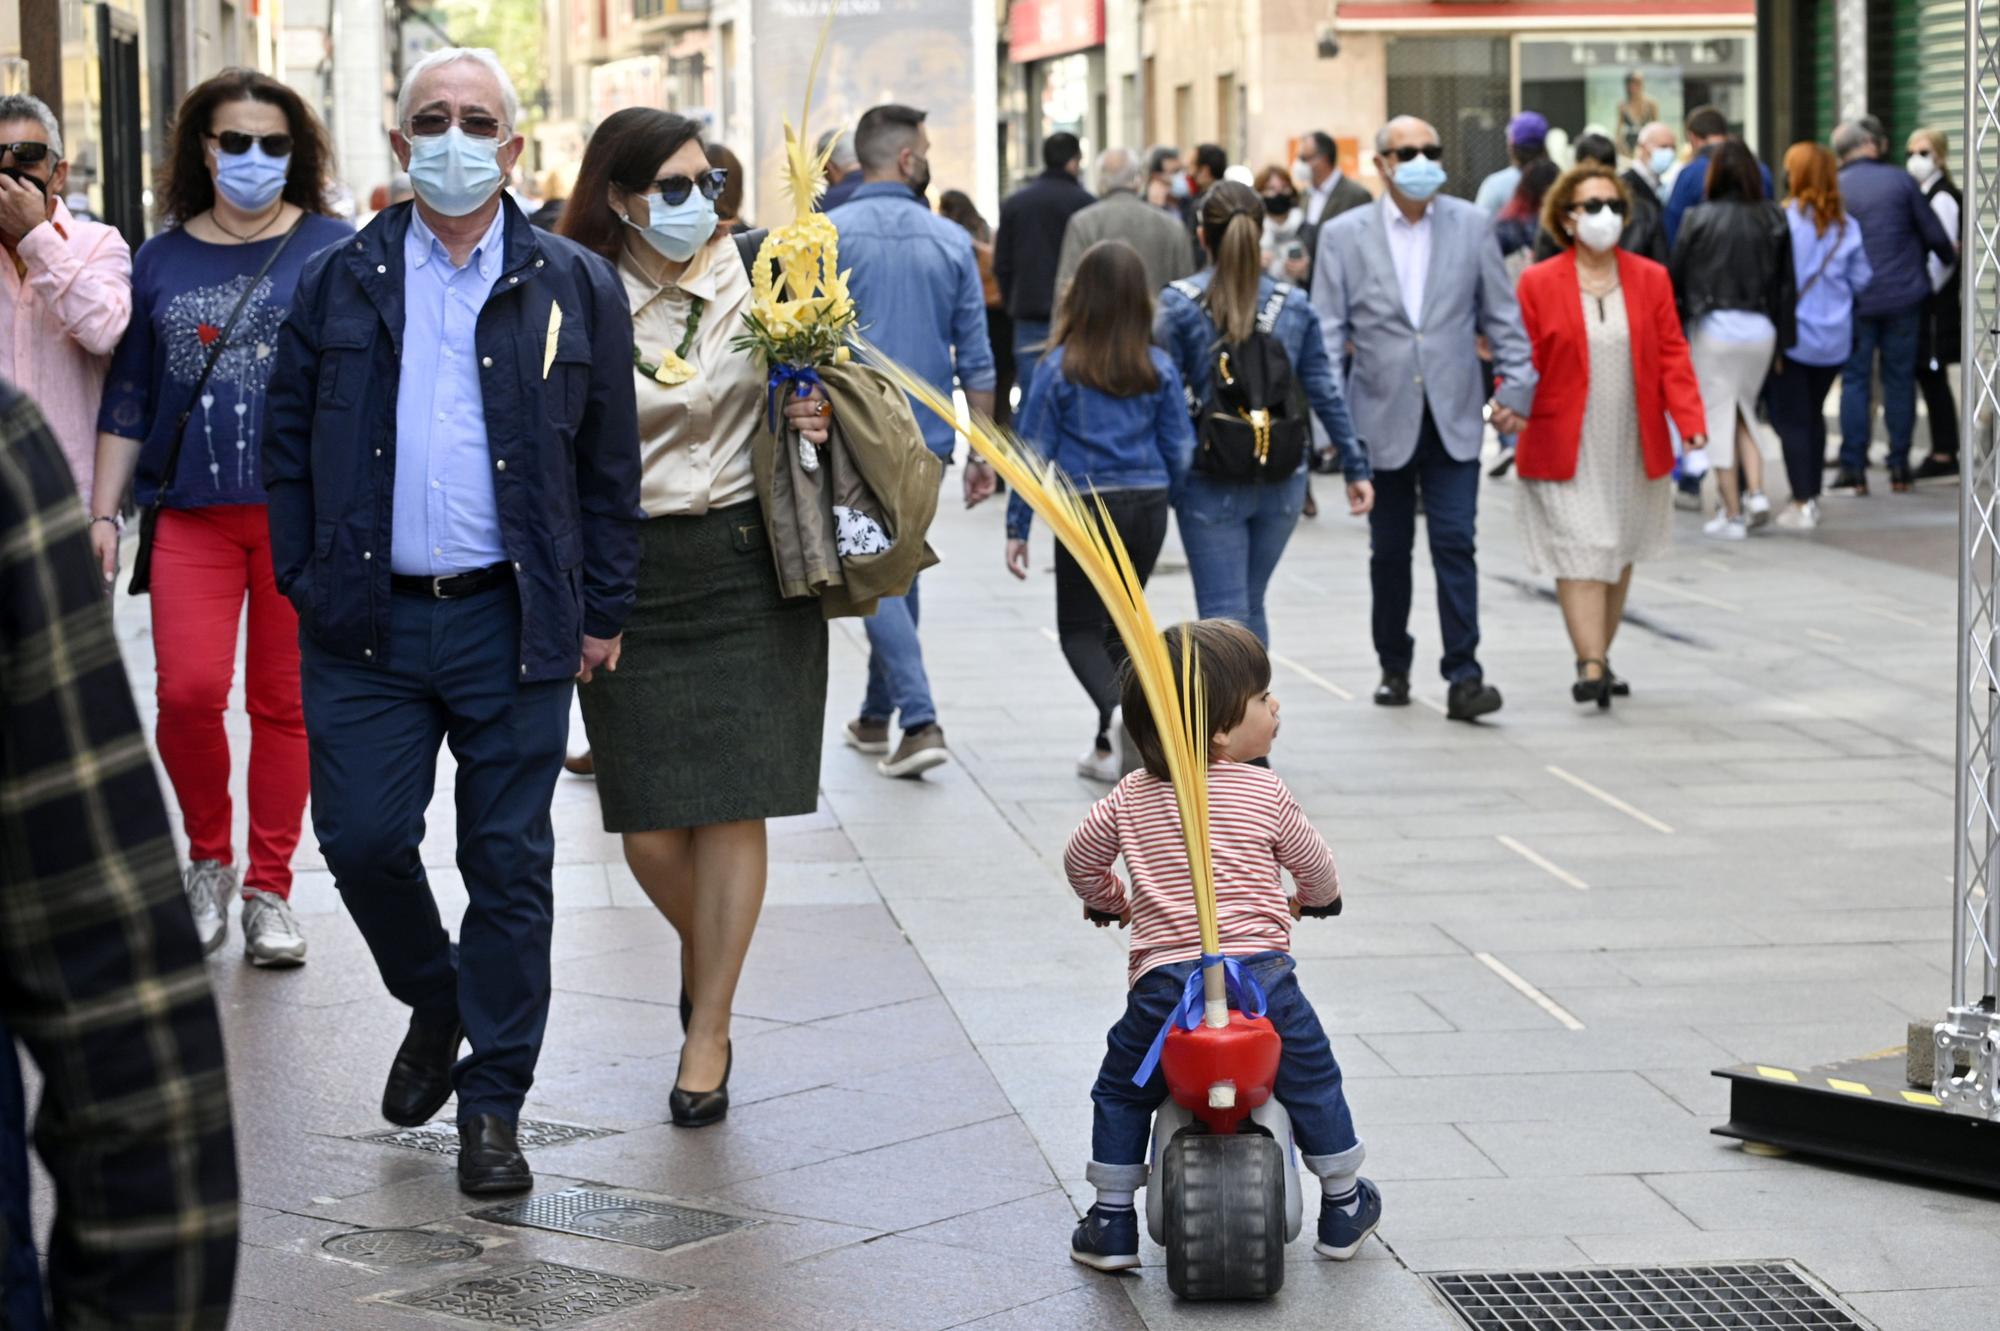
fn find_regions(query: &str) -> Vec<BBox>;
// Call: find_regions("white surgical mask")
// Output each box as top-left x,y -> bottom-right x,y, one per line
1573,208 -> 1624,254
1907,152 -> 1939,184
1649,146 -> 1677,177
1290,158 -> 1315,189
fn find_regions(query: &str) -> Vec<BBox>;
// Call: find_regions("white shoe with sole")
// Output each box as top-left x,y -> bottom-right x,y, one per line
1774,499 -> 1820,531
1702,512 -> 1747,541
1744,490 -> 1772,528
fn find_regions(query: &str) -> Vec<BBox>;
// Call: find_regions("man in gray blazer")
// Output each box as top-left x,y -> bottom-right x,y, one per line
1311,115 -> 1536,721
1054,147 -> 1197,302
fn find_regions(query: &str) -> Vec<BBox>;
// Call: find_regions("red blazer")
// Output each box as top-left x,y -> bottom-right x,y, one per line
1514,249 -> 1705,482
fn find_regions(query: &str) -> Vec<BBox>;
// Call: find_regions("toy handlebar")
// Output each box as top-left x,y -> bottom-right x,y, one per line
1298,899 -> 1343,919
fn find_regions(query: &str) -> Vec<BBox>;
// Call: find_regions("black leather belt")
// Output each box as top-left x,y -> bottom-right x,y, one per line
390,563 -> 513,599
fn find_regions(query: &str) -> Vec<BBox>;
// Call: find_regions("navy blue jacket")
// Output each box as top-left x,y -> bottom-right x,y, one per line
993,169 -> 1094,322
264,199 -> 642,683
1840,157 -> 1956,317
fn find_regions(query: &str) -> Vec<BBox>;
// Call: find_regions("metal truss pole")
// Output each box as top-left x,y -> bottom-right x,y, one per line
1937,0 -> 2000,1120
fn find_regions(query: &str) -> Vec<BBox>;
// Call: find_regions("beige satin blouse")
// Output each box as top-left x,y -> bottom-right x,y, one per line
620,232 -> 763,516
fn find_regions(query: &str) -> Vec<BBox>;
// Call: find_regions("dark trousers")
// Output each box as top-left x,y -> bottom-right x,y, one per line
987,305 -> 1016,428
1840,308 -> 1921,469
1918,362 -> 1960,459
1087,952 -> 1361,1185
1766,356 -> 1842,501
1014,319 -> 1052,401
1054,489 -> 1170,737
300,584 -> 572,1124
1369,407 -> 1483,684
1,1026 -> 46,1331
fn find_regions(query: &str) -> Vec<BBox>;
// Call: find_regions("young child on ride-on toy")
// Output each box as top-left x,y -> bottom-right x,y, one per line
1063,619 -> 1380,1272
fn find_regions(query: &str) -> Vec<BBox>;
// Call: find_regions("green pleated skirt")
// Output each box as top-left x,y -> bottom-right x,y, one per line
579,501 -> 828,831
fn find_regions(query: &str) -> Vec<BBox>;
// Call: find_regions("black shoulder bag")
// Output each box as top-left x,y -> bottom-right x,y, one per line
129,216 -> 305,595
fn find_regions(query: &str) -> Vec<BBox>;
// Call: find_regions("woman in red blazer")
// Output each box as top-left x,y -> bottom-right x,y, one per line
1515,163 -> 1706,708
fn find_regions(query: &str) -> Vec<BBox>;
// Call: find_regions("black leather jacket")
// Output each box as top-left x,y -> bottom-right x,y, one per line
1668,199 -> 1796,350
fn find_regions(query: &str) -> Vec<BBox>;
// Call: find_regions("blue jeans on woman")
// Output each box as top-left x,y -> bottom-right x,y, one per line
1175,467 -> 1309,645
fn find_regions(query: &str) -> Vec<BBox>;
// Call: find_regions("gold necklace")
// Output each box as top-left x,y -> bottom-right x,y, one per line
210,205 -> 285,243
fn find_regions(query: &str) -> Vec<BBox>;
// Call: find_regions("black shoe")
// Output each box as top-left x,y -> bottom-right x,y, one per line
381,1009 -> 463,1127
1487,447 -> 1516,478
457,1113 -> 533,1195
1571,660 -> 1612,711
669,1042 -> 732,1128
1914,453 -> 1960,481
1373,672 -> 1411,707
1829,468 -> 1869,496
1889,462 -> 1913,493
1603,659 -> 1631,698
1446,678 -> 1503,722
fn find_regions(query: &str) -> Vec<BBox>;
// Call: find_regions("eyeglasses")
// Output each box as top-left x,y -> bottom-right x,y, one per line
209,131 -> 294,157
1386,144 -> 1443,162
1573,198 -> 1628,217
645,168 -> 728,206
405,112 -> 507,140
0,141 -> 51,165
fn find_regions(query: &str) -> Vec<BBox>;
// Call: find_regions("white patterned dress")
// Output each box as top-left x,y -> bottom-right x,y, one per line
1517,286 -> 1671,582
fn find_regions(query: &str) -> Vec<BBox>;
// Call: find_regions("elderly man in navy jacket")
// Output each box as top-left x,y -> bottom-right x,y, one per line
265,47 -> 641,1195
1830,116 -> 1957,493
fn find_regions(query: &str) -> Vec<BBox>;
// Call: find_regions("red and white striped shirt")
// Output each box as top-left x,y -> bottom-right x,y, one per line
1065,761 -> 1341,986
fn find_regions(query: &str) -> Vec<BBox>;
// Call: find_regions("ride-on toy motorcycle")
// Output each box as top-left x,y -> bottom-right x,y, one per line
1092,900 -> 1342,1299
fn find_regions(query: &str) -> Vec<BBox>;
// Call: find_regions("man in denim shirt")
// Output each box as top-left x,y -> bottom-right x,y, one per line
830,103 -> 996,779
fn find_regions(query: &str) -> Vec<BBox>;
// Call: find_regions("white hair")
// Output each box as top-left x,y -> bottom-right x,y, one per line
396,47 -> 519,129
1095,147 -> 1142,194
0,94 -> 61,160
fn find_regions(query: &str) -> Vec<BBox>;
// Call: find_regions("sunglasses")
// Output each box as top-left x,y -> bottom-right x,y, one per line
1386,144 -> 1444,162
405,112 -> 507,141
209,131 -> 294,157
1911,148 -> 1935,158
1572,198 -> 1628,217
645,168 -> 729,206
0,141 -> 51,165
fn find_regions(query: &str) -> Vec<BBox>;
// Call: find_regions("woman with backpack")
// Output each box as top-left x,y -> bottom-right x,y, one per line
1156,181 -> 1373,645
1006,240 -> 1194,781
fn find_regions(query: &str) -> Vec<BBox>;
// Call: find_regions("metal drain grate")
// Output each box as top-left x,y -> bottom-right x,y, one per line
385,1260 -> 682,1328
473,1187 -> 760,1251
350,1118 -> 616,1156
1430,1263 -> 1867,1330
322,1228 -> 482,1266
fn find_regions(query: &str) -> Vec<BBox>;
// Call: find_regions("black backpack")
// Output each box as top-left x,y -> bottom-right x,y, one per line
1175,280 -> 1309,482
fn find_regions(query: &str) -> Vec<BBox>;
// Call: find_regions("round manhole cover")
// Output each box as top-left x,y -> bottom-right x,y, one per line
322,1228 -> 482,1266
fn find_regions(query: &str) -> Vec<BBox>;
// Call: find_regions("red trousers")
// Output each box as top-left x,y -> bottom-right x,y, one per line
149,505 -> 308,898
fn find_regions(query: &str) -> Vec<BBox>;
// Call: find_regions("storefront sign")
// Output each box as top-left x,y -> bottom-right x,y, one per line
1009,0 -> 1106,64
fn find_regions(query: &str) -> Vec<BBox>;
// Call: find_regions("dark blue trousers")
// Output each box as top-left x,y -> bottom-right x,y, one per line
300,585 -> 572,1124
1086,952 -> 1363,1190
1,1026 -> 47,1331
1369,406 -> 1483,684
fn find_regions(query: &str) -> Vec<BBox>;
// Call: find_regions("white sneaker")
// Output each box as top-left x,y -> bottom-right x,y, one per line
1743,491 -> 1773,528
1076,745 -> 1119,783
1774,499 -> 1821,531
242,888 -> 308,968
1702,512 -> 1747,541
183,860 -> 234,956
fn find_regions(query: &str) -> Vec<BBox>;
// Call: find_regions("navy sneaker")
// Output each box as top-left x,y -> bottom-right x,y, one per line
1070,1203 -> 1140,1271
1314,1178 -> 1382,1260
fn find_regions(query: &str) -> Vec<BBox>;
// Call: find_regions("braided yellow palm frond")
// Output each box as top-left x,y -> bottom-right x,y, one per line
781,22 -> 835,219
850,337 -> 1224,1005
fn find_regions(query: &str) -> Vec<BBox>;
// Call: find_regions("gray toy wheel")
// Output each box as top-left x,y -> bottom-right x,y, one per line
1161,1130 -> 1288,1299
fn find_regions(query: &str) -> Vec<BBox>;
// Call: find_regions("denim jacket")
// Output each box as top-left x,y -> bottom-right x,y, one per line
1154,270 -> 1367,481
1006,345 -> 1194,539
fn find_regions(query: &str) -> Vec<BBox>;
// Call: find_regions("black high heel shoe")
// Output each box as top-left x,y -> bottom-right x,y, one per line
669,1041 -> 732,1128
1602,659 -> 1631,698
1572,659 -> 1612,710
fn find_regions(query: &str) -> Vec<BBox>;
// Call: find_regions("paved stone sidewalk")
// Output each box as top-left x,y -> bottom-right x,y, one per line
87,449 -> 2000,1330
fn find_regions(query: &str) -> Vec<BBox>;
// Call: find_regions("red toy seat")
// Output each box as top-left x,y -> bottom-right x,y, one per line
1160,1012 -> 1281,1136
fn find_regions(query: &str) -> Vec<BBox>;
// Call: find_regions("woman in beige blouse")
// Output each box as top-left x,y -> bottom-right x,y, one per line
559,108 -> 832,1128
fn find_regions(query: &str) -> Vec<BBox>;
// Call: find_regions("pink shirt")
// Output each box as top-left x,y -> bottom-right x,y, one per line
0,201 -> 133,504
1064,761 -> 1341,986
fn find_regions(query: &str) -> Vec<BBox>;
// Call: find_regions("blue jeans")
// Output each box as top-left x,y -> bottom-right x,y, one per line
1086,952 -> 1364,1190
1175,467 -> 1309,646
1,1025 -> 46,1331
1840,307 -> 1921,470
300,583 -> 572,1124
860,574 -> 937,732
1370,408 -> 1483,684
1014,319 -> 1052,399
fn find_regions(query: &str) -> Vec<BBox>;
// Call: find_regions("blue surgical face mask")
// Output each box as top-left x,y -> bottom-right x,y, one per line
1168,172 -> 1191,201
214,143 -> 289,212
628,192 -> 717,262
1393,155 -> 1447,202
407,127 -> 503,218
1650,146 -> 1677,177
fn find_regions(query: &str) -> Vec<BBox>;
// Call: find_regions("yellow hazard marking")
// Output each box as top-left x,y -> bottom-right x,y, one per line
1902,1090 -> 1942,1106
1756,1066 -> 1799,1082
1827,1079 -> 1872,1096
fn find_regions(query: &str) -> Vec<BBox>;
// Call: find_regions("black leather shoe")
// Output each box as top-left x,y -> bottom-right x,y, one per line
1446,678 -> 1504,722
1914,452 -> 1959,481
669,1042 -> 732,1128
1373,672 -> 1410,707
381,1009 -> 463,1127
457,1113 -> 533,1195
1888,462 -> 1913,493
1829,468 -> 1869,496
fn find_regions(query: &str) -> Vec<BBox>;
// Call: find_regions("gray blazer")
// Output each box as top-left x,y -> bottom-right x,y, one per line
1054,189 -> 1198,303
1310,194 -> 1536,470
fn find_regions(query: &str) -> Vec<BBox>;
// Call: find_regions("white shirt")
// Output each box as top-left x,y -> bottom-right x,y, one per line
1381,194 -> 1433,328
1304,171 -> 1343,226
1928,187 -> 1960,292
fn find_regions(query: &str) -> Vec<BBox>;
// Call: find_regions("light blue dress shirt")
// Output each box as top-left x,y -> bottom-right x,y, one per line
391,208 -> 508,576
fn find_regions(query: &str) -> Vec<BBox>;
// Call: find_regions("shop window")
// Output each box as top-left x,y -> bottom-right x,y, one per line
1385,35 -> 1509,200
1518,36 -> 1750,153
